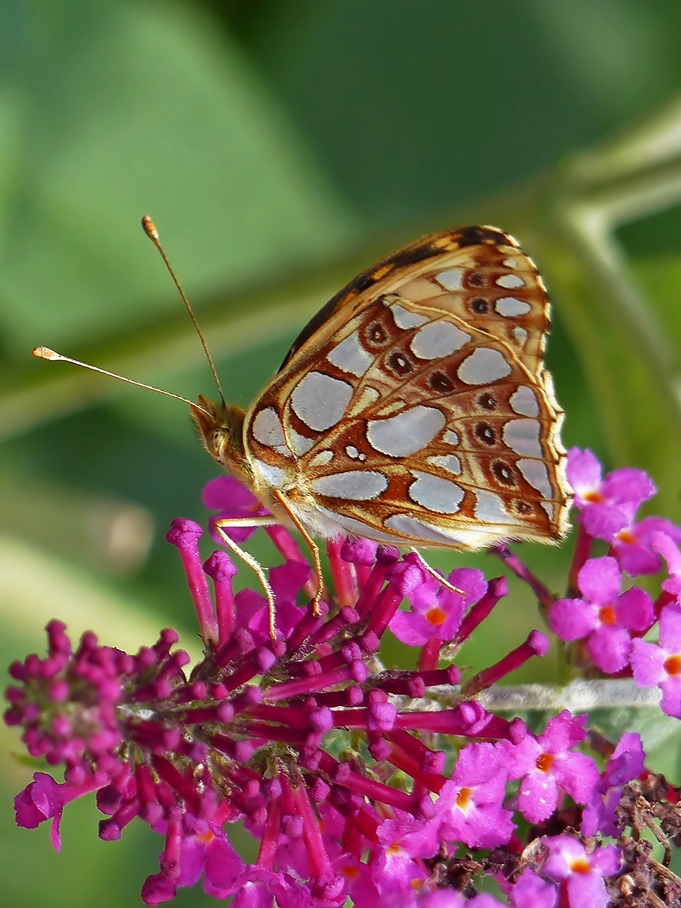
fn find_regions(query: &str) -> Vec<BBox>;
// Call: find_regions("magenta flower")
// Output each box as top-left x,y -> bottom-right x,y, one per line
5,619 -> 129,776
6,485 -> 538,904
652,531 -> 681,598
376,810 -> 442,863
549,556 -> 654,673
564,449 -> 680,575
631,602 -> 681,716
581,732 -> 645,837
498,711 -> 599,824
436,743 -> 515,849
609,515 -> 681,576
389,567 -> 487,646
371,835 -> 431,906
203,475 -> 270,543
510,869 -> 558,908
141,814 -> 246,903
372,808 -> 444,904
542,836 -> 620,908
566,448 -> 655,516
6,454 -> 681,904
14,770 -> 105,851
418,891 -> 468,908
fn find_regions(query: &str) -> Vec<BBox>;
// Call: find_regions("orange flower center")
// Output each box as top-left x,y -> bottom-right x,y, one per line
456,787 -> 472,810
583,491 -> 603,503
536,752 -> 554,773
598,606 -> 616,625
570,858 -> 592,874
616,529 -> 635,544
426,606 -> 447,627
664,654 -> 681,676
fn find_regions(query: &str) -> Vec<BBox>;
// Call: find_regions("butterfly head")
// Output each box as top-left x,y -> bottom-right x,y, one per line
191,395 -> 250,480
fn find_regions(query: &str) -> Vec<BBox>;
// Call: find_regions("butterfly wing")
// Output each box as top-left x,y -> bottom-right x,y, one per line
280,225 -> 548,373
244,226 -> 570,549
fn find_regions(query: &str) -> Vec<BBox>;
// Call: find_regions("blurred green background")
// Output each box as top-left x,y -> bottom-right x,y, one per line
4,1 -> 681,904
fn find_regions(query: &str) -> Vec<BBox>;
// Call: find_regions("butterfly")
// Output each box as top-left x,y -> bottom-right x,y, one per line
189,224 -> 571,628
34,222 -> 571,638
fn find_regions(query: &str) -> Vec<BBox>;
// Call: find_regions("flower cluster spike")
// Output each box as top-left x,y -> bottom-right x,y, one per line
6,454 -> 681,906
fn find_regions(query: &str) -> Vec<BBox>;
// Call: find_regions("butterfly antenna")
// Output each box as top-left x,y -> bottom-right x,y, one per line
141,215 -> 226,407
31,346 -> 213,418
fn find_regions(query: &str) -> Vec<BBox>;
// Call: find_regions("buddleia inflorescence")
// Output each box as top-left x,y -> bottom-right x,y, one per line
6,450 -> 681,907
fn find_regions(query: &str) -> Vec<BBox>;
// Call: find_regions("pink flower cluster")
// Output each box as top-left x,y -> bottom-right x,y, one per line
549,449 -> 681,715
5,450 -> 681,906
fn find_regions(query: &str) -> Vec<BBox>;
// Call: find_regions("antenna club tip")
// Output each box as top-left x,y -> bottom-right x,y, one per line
32,346 -> 60,361
141,215 -> 159,241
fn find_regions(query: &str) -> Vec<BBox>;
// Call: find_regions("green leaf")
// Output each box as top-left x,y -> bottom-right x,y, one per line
0,0 -> 355,353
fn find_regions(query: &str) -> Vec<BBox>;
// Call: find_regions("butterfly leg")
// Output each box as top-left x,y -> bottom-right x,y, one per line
213,516 -> 279,638
408,548 -> 465,597
271,489 -> 324,617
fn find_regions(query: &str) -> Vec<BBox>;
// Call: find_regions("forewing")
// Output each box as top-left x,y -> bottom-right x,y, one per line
280,225 -> 549,373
